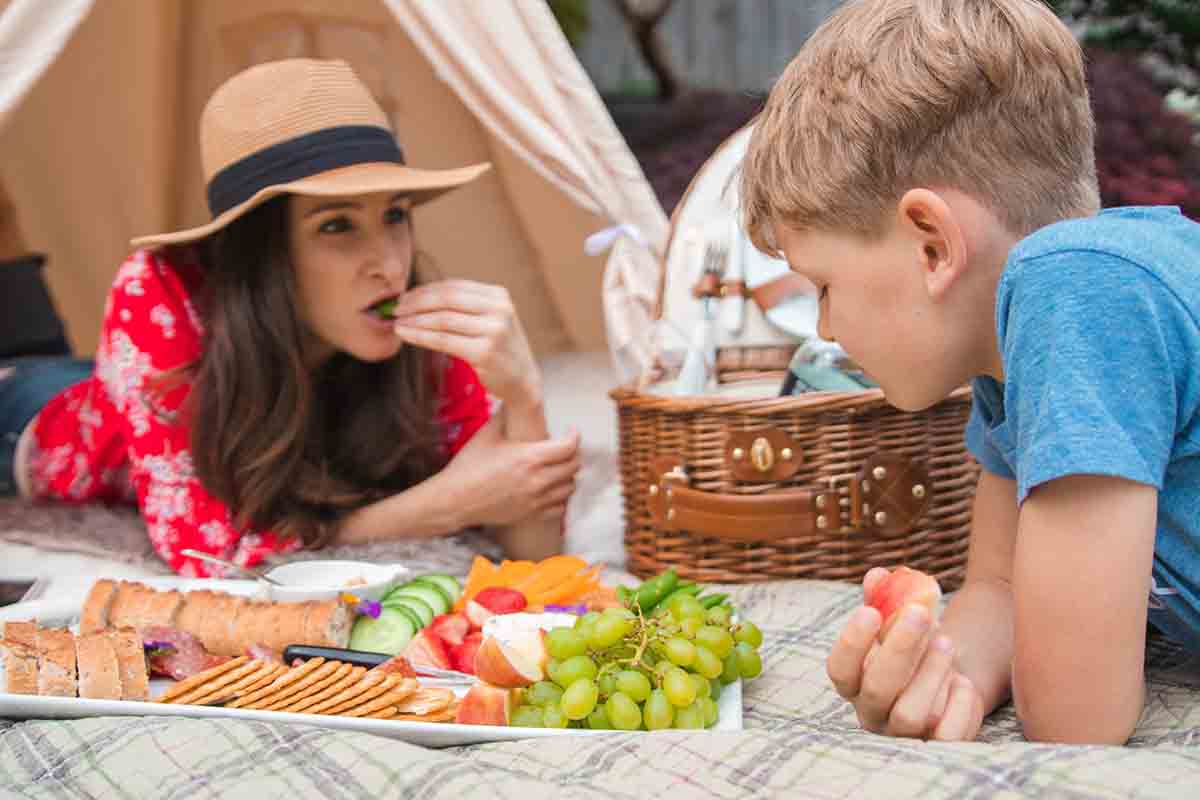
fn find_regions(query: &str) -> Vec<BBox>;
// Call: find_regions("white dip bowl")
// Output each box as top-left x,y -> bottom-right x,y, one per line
261,560 -> 407,603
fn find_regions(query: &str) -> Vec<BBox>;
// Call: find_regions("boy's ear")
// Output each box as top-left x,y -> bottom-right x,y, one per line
896,188 -> 966,301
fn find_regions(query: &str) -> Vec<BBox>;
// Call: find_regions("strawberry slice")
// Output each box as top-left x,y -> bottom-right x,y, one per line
473,587 -> 527,614
450,632 -> 484,675
400,629 -> 452,671
430,613 -> 471,647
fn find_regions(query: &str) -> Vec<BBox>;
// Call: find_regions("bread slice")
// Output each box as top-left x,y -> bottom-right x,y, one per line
176,590 -> 233,654
302,601 -> 352,649
75,632 -> 121,700
233,602 -> 277,656
109,628 -> 149,701
139,589 -> 184,630
2,621 -> 39,695
106,581 -> 149,630
35,627 -> 77,697
79,579 -> 118,634
274,602 -> 313,652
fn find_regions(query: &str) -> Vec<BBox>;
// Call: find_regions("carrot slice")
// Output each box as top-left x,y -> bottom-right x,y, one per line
514,555 -> 589,597
529,566 -> 602,607
455,556 -> 499,611
495,560 -> 537,587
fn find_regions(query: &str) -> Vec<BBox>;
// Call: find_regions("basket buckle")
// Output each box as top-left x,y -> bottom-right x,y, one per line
849,452 -> 933,537
726,428 -> 802,482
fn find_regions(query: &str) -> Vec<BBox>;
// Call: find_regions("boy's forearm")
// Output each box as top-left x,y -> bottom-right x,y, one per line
938,577 -> 1015,715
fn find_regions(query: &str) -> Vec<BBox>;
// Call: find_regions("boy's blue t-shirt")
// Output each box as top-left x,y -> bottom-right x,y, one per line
965,206 -> 1200,651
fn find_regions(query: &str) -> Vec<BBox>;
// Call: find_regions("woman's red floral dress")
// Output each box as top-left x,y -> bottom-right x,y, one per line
25,249 -> 490,577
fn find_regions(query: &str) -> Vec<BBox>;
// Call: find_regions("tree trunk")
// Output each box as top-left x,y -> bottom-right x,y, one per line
613,0 -> 684,101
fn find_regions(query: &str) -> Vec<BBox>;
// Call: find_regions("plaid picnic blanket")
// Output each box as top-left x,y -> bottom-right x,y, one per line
3,580 -> 1199,799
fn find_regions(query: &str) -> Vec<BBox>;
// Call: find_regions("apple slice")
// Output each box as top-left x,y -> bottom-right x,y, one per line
473,635 -> 544,688
455,683 -> 514,726
465,599 -> 496,631
864,566 -> 942,641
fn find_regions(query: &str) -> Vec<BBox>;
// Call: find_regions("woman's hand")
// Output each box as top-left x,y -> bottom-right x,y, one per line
827,568 -> 986,741
437,416 -> 580,528
392,280 -> 541,407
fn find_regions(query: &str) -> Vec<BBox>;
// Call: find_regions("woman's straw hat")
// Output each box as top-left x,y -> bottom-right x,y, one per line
132,58 -> 490,248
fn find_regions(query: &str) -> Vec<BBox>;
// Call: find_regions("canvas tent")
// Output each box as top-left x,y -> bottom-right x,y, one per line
0,0 -> 667,375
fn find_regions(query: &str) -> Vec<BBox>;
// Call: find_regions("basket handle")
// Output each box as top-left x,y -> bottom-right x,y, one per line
646,452 -> 932,541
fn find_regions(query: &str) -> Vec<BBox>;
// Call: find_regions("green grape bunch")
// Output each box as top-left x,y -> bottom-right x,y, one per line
509,570 -> 765,731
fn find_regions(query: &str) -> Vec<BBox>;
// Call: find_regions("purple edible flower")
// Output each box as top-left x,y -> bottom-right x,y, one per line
544,603 -> 588,615
356,600 -> 382,619
142,640 -> 177,657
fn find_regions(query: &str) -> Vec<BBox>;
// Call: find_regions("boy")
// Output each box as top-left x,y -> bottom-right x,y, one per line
740,0 -> 1200,745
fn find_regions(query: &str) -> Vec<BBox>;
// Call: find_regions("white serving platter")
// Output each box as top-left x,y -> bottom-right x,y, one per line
0,576 -> 743,747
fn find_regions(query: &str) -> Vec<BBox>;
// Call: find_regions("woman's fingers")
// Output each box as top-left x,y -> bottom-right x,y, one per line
392,323 -> 483,362
827,606 -> 882,700
885,634 -> 955,738
394,280 -> 509,317
854,604 -> 933,732
395,310 -> 501,339
930,674 -> 983,741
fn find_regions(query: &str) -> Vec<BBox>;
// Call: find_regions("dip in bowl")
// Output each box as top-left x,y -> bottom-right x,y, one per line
262,560 -> 407,603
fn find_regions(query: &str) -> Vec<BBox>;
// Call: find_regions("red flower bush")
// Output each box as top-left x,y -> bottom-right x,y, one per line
1087,48 -> 1200,219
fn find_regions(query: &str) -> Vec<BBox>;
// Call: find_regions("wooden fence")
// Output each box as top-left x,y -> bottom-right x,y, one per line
574,0 -> 843,94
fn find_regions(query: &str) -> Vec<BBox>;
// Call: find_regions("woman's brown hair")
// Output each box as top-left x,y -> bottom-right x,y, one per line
182,196 -> 444,547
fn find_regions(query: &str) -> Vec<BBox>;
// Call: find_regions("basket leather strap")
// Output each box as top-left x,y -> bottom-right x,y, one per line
650,483 -> 815,541
690,273 -> 812,311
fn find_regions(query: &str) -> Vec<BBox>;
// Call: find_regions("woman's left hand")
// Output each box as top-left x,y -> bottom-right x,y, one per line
391,280 -> 541,406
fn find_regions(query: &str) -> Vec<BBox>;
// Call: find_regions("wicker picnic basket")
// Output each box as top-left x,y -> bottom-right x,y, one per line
611,126 -> 979,589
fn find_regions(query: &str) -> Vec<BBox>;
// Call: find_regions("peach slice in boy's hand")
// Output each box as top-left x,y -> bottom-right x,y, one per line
863,566 -> 942,641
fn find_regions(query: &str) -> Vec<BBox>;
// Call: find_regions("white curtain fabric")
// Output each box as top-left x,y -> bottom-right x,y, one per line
383,0 -> 668,381
0,0 -> 91,128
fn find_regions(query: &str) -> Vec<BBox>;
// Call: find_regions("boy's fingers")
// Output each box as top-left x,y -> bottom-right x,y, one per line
885,635 -> 954,738
931,675 -> 982,742
855,604 -> 932,731
827,606 -> 881,700
862,567 -> 889,599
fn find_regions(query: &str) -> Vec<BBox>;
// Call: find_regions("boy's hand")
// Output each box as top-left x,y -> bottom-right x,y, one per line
827,568 -> 985,740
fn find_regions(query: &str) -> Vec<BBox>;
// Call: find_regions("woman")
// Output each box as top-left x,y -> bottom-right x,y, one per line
0,59 -> 579,577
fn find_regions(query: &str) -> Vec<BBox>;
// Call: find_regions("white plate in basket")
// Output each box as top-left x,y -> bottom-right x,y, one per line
0,577 -> 743,747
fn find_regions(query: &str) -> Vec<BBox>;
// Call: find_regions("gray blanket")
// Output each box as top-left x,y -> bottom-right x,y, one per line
3,580 -> 1200,799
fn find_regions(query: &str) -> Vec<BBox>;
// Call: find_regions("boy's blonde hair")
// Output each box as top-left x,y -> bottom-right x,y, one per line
741,0 -> 1100,253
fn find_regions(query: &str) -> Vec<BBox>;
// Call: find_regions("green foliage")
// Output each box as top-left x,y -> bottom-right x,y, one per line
548,0 -> 590,48
1051,0 -> 1200,75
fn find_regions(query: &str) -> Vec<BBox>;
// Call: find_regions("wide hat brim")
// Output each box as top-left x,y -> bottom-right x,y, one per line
131,160 -> 491,249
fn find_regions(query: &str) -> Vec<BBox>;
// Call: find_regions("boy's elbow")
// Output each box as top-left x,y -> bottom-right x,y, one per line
1015,687 -> 1140,745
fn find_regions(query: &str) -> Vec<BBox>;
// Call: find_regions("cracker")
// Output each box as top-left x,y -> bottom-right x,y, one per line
227,656 -> 326,709
157,657 -> 249,704
394,702 -> 459,723
393,686 -> 454,715
277,666 -> 366,714
262,662 -> 352,711
181,660 -> 277,706
241,659 -> 342,710
303,669 -> 389,715
310,672 -> 398,716
366,707 -> 399,720
172,659 -> 265,706
340,686 -> 419,718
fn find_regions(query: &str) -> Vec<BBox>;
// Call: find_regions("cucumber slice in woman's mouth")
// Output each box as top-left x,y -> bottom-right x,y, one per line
370,298 -> 398,319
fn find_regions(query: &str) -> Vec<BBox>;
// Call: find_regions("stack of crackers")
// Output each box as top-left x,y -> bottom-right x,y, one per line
156,656 -> 459,722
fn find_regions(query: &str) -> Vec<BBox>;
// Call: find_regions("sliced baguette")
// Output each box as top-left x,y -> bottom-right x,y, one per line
79,579 -> 118,634
109,628 -> 149,701
2,621 -> 39,695
35,627 -> 77,697
302,601 -> 352,649
75,631 -> 122,700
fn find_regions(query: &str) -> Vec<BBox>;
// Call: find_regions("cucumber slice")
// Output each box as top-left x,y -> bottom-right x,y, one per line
407,580 -> 452,611
386,595 -> 434,627
413,574 -> 462,604
348,608 -> 416,655
387,584 -> 449,616
383,602 -> 425,632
